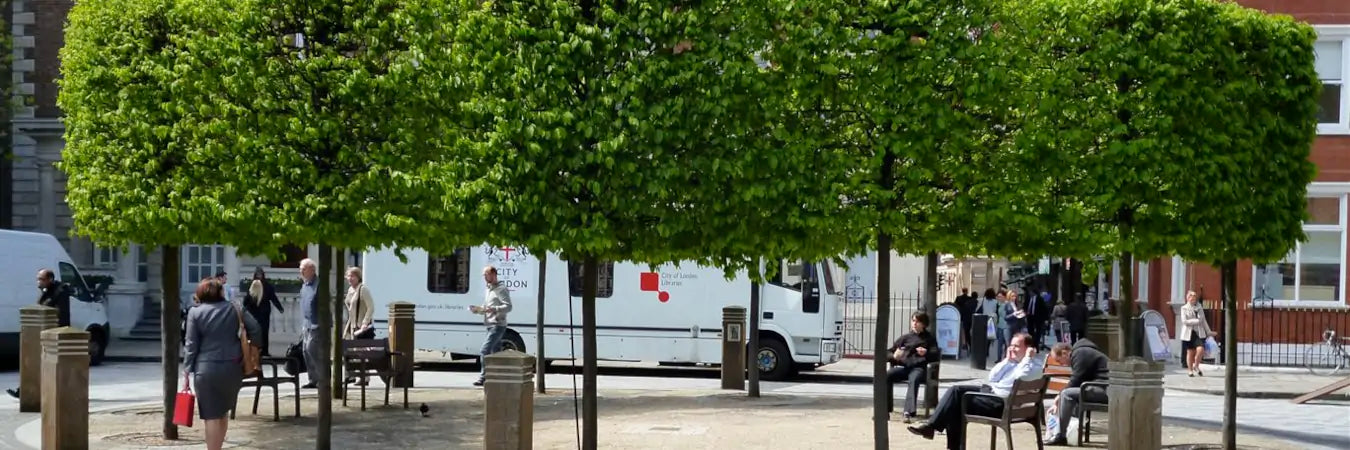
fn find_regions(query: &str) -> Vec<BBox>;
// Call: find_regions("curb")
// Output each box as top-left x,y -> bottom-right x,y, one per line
104,355 -> 163,364
1167,386 -> 1350,401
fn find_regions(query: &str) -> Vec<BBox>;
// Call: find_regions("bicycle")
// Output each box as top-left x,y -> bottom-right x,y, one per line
1305,328 -> 1350,376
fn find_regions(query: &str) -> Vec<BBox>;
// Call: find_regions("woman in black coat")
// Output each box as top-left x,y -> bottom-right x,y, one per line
243,267 -> 285,355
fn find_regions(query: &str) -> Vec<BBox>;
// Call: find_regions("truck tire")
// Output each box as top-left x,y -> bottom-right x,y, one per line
756,337 -> 794,381
500,329 -> 526,353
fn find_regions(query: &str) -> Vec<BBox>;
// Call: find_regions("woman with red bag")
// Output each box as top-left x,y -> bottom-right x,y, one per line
183,278 -> 262,450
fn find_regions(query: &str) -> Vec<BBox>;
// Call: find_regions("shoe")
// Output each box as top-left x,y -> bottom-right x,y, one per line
1046,436 -> 1068,446
902,412 -> 916,424
1188,371 -> 1194,377
302,383 -> 317,389
5,388 -> 17,399
472,379 -> 484,387
355,379 -> 368,387
906,424 -> 935,440
1197,369 -> 1204,377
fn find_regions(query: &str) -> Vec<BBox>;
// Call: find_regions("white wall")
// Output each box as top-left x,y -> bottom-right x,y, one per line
841,251 -> 926,301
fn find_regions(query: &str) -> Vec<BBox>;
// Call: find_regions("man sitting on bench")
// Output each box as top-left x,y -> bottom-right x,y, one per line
884,311 -> 940,422
1046,338 -> 1110,445
907,332 -> 1041,450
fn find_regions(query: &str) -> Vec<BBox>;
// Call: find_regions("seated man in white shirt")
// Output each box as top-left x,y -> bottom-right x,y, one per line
908,332 -> 1042,450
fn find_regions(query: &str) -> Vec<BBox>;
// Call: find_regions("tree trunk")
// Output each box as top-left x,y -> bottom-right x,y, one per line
581,256 -> 599,450
748,263 -> 761,398
1221,261 -> 1238,450
536,256 -> 547,394
922,251 -> 939,408
331,247 -> 345,400
873,234 -> 892,450
1119,252 -> 1136,357
160,246 -> 181,440
317,244 -> 333,450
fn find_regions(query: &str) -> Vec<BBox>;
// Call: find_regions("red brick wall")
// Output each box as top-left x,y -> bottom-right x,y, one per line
1311,137 -> 1350,182
33,0 -> 75,118
1235,0 -> 1350,24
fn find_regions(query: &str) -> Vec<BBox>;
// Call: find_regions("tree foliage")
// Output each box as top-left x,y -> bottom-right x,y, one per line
60,0 -> 477,257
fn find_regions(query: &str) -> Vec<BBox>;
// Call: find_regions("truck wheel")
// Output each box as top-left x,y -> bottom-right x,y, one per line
756,337 -> 793,381
87,327 -> 107,366
500,330 -> 526,353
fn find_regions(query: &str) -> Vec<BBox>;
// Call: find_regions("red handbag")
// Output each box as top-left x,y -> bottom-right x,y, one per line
173,373 -> 195,427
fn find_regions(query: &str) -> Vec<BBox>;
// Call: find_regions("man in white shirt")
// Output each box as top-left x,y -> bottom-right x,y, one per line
908,332 -> 1042,450
469,265 -> 513,386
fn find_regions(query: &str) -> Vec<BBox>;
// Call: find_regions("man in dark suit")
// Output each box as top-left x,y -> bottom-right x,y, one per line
8,269 -> 70,399
1024,290 -> 1051,349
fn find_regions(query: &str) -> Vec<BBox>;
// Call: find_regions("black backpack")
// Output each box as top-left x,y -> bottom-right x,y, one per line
284,341 -> 307,375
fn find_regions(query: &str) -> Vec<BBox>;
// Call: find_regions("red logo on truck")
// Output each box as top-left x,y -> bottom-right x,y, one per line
639,272 -> 670,303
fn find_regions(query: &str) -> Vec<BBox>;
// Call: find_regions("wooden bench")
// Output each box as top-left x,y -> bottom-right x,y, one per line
342,338 -> 408,411
962,375 -> 1050,450
886,348 -> 941,417
1044,364 -> 1071,396
231,356 -> 301,422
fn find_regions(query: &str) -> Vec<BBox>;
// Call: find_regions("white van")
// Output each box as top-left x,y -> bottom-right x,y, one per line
0,230 -> 111,365
363,245 -> 844,380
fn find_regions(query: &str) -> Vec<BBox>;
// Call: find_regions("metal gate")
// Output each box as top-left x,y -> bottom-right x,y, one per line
840,293 -> 925,358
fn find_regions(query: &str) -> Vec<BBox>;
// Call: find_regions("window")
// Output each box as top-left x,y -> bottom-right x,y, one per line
137,245 -> 149,283
769,259 -> 820,313
58,262 -> 92,302
1317,27 -> 1350,134
1136,261 -> 1149,303
427,248 -> 471,294
183,245 -> 226,285
1254,193 -> 1347,305
93,245 -> 119,269
568,261 -> 614,298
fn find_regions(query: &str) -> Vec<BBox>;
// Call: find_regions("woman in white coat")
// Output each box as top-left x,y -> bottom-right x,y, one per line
1179,290 -> 1215,377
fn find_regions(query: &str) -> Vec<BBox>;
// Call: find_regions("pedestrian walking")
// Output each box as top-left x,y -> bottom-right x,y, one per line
470,265 -> 512,386
7,269 -> 70,399
298,258 -> 323,389
1180,290 -> 1216,377
343,267 -> 376,385
182,278 -> 262,450
243,267 -> 284,356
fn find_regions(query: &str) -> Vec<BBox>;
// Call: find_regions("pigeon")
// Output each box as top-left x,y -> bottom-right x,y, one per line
419,403 -> 430,418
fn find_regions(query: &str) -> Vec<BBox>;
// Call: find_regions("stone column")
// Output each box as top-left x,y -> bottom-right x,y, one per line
36,154 -> 56,236
1107,357 -> 1164,450
19,306 -> 58,412
388,302 -> 416,387
1087,316 -> 1122,361
41,327 -> 90,450
721,306 -> 747,390
483,350 -> 535,450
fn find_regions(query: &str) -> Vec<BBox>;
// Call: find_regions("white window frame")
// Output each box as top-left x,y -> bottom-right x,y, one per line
1170,256 -> 1188,304
1316,26 -> 1350,135
1136,261 -> 1149,303
93,245 -> 120,269
1252,183 -> 1350,309
183,244 -> 226,287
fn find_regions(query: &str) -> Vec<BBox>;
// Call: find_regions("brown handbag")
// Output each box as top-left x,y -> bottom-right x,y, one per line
235,304 -> 262,377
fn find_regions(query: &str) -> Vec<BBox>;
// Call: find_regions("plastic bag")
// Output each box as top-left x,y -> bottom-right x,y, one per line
1203,336 -> 1219,355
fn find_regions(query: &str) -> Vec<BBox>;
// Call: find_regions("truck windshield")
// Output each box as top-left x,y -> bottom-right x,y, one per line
820,260 -> 843,296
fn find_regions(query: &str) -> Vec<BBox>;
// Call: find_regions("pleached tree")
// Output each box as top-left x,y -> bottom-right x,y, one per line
427,1 -> 861,448
60,0 -> 481,447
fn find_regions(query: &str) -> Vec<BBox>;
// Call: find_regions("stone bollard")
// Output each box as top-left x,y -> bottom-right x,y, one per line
721,306 -> 747,391
19,306 -> 58,413
389,302 -> 416,388
41,327 -> 90,450
1087,317 -> 1123,361
1107,357 -> 1164,450
483,350 -> 535,450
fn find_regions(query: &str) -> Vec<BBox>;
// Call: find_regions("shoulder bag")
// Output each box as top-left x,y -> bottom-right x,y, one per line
235,304 -> 262,377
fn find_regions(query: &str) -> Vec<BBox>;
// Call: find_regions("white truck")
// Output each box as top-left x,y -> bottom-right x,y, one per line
0,230 -> 112,365
363,245 -> 844,380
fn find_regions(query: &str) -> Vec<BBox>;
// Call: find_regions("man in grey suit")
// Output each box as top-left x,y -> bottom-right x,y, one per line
298,259 -> 322,389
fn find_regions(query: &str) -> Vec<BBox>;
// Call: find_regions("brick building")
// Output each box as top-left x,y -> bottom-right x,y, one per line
1125,0 -> 1350,365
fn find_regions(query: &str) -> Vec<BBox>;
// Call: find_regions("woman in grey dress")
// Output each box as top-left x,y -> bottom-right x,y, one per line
183,278 -> 261,450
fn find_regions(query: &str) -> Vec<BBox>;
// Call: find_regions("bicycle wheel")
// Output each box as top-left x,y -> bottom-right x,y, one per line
1305,342 -> 1345,376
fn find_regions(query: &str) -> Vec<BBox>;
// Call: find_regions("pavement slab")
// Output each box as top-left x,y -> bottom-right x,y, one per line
81,388 -> 1311,450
